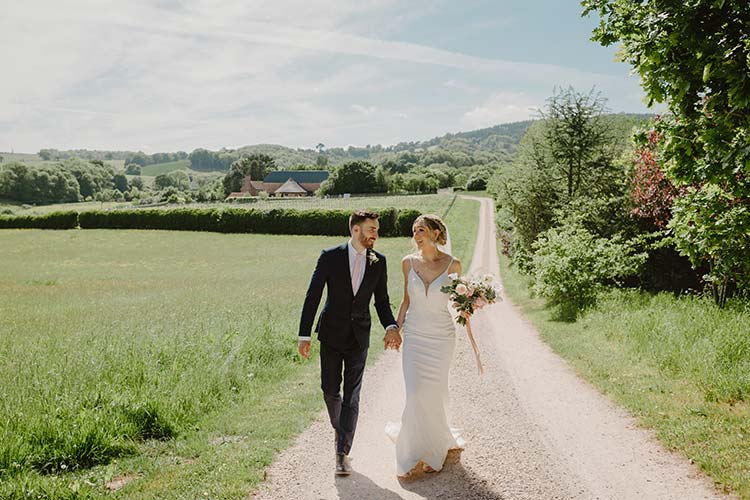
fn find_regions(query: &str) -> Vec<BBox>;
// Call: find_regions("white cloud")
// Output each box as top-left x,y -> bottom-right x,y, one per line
462,92 -> 540,129
444,80 -> 479,93
350,104 -> 378,115
0,1 -> 647,153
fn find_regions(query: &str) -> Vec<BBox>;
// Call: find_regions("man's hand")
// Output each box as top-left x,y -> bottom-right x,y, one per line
298,340 -> 311,360
384,329 -> 402,351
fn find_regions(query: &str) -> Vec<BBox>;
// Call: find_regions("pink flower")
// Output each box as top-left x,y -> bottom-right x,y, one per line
455,283 -> 468,295
475,297 -> 487,310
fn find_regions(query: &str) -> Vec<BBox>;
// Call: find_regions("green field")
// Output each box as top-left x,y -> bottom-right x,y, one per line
0,197 -> 478,498
139,160 -> 192,176
498,254 -> 750,498
1,193 -> 457,217
0,152 -> 45,164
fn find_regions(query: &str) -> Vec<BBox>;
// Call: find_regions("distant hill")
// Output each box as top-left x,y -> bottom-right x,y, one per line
5,114 -> 654,173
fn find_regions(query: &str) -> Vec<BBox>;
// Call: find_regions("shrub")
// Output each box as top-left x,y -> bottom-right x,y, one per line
0,211 -> 78,230
395,208 -> 421,237
532,221 -> 647,320
2,207 -> 421,236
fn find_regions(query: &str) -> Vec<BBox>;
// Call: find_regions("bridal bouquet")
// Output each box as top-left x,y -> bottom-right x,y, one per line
440,273 -> 502,326
441,273 -> 503,375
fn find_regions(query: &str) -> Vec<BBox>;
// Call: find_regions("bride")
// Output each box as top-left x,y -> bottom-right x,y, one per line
386,213 -> 465,477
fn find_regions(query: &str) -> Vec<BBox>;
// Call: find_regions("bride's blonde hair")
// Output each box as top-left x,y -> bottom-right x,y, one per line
412,214 -> 448,246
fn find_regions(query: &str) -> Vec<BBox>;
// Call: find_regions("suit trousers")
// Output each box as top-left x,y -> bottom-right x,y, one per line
319,340 -> 368,455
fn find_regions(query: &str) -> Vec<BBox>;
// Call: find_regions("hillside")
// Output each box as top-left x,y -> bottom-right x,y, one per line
2,114 -> 653,173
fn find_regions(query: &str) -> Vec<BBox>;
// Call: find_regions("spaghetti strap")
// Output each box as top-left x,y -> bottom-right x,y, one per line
441,256 -> 454,276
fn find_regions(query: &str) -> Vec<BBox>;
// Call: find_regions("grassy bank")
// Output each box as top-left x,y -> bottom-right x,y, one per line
0,197 -> 478,499
498,254 -> 750,498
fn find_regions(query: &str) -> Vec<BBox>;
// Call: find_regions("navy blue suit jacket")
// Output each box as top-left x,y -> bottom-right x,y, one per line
299,243 -> 396,350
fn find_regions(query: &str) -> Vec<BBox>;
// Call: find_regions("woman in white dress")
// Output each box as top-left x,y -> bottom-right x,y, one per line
386,214 -> 465,478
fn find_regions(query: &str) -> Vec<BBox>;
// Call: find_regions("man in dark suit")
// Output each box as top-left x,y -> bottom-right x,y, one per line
298,209 -> 402,476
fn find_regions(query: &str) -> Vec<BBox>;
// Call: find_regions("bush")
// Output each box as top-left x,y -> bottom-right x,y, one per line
395,208 -> 421,237
1,207 -> 420,236
532,221 -> 647,320
0,211 -> 78,230
466,172 -> 488,191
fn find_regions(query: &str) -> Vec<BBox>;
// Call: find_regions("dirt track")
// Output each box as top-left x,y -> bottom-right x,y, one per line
253,196 -> 727,499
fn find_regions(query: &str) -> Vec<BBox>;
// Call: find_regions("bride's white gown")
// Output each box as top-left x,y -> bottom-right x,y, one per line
386,257 -> 465,476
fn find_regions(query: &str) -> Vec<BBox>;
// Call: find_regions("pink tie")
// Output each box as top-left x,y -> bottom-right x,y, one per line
352,252 -> 365,295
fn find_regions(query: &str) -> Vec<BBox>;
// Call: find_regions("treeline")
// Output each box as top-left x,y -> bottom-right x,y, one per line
495,86 -> 747,318
219,153 -> 492,197
0,160 -> 133,204
123,151 -> 188,167
492,87 -> 685,319
38,149 -> 131,161
496,0 -> 750,315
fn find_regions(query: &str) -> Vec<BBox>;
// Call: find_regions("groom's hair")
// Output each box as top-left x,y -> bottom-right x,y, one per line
349,209 -> 379,229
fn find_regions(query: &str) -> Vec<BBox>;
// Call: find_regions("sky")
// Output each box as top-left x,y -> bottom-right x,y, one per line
0,0 -> 652,154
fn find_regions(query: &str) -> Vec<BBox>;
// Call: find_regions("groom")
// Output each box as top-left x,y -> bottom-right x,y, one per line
298,209 -> 401,476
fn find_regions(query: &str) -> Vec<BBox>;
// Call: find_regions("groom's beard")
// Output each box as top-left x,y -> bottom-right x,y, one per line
359,234 -> 376,249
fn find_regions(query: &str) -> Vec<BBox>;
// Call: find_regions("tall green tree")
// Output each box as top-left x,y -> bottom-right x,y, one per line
155,170 -> 190,191
492,88 -> 625,256
318,161 -> 386,195
222,153 -> 276,196
62,158 -> 114,199
113,173 -> 129,193
540,87 -> 618,200
583,0 -> 750,299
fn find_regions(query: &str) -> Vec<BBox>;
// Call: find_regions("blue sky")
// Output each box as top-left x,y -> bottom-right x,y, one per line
0,0 -> 651,154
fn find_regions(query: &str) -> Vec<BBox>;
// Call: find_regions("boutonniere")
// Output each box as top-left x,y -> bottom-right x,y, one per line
367,250 -> 379,265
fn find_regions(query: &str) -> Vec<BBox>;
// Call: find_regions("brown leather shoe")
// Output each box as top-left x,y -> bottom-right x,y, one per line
335,453 -> 352,476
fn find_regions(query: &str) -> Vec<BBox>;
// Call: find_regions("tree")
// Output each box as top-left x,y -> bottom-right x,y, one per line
492,90 -> 624,258
113,173 -> 129,193
0,162 -> 80,203
583,0 -> 750,299
190,148 -> 238,172
318,161 -> 384,195
129,176 -> 144,190
539,86 -> 618,200
629,126 -> 684,230
222,153 -> 277,196
466,171 -> 490,191
61,158 -> 114,199
155,170 -> 190,190
124,163 -> 141,175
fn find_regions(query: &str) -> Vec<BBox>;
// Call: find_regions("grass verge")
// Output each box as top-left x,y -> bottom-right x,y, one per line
498,254 -> 750,498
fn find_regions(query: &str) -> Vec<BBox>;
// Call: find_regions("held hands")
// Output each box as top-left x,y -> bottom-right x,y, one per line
298,340 -> 311,360
384,327 -> 402,351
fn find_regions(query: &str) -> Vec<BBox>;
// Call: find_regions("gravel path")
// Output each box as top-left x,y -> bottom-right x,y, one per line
253,197 -> 728,500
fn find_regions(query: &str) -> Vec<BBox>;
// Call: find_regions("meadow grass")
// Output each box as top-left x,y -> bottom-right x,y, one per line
165,193 -> 456,216
0,197 -> 478,498
2,193 -> 456,217
139,160 -> 192,176
498,254 -> 750,498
